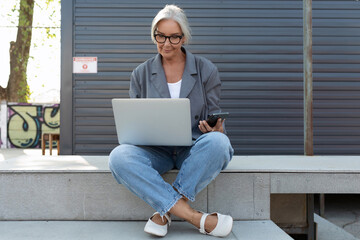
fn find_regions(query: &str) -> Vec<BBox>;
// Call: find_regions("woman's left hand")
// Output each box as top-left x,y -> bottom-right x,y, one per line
198,118 -> 224,134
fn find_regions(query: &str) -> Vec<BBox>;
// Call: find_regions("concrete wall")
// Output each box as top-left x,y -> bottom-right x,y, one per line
0,171 -> 270,221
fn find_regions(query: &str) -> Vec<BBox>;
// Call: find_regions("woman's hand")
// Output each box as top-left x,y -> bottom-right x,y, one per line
198,118 -> 224,134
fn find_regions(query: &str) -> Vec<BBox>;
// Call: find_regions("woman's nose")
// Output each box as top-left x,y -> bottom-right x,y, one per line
163,38 -> 171,46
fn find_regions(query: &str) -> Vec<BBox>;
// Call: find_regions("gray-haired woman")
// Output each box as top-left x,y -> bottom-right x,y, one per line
109,5 -> 234,237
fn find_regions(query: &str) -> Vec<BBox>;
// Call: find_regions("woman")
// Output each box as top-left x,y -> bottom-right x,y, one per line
109,5 -> 234,237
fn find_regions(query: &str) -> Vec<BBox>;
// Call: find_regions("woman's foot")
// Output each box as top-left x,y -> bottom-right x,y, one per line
144,212 -> 171,237
203,213 -> 218,233
151,212 -> 169,225
199,212 -> 233,237
188,211 -> 218,232
167,198 -> 232,236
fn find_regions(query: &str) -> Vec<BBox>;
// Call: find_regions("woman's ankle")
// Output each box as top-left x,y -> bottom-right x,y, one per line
151,213 -> 168,226
187,210 -> 202,229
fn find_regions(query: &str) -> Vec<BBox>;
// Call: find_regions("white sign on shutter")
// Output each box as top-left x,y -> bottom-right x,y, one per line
73,57 -> 97,73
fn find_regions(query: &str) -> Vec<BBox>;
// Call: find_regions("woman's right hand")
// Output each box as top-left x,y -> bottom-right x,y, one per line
198,118 -> 224,134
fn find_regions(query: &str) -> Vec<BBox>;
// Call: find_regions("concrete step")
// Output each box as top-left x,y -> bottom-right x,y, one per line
314,214 -> 360,240
0,220 -> 293,240
0,152 -> 270,221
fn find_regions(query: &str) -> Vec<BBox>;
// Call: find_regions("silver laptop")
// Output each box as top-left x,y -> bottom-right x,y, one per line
112,98 -> 192,146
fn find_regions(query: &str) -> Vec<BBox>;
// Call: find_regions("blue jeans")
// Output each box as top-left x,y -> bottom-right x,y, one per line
108,132 -> 234,216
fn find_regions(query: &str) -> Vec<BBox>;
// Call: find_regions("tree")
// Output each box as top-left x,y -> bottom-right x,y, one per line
0,0 -> 34,102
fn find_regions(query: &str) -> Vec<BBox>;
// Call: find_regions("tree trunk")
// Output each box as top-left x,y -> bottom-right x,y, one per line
0,0 -> 34,102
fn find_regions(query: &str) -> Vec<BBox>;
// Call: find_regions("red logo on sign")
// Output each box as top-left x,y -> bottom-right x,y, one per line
82,64 -> 88,69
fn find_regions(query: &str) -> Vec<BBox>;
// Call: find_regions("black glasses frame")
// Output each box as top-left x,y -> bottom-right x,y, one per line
153,33 -> 184,44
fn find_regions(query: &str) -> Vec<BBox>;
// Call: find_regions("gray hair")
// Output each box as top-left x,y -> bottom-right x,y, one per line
151,5 -> 191,45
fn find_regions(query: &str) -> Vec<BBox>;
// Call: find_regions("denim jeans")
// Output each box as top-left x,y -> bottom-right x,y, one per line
108,132 -> 234,216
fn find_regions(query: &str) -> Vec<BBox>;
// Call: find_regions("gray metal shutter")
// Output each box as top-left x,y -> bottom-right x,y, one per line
66,0 -> 360,155
313,1 -> 360,154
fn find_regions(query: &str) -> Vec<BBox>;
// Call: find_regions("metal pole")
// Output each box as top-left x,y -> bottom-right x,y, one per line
304,0 -> 313,156
304,1 -> 316,239
307,194 -> 315,240
320,194 -> 325,216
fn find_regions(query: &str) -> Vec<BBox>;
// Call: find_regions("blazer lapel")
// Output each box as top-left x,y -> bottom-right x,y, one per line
151,54 -> 171,98
179,49 -> 197,98
150,49 -> 198,98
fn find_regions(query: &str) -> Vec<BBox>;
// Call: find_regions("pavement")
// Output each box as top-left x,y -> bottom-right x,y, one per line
318,194 -> 360,239
0,220 -> 297,240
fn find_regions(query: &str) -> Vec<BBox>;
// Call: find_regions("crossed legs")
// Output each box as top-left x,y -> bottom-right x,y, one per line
108,132 -> 233,233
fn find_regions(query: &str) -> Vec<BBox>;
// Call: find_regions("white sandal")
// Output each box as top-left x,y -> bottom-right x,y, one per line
144,212 -> 171,237
199,212 -> 233,237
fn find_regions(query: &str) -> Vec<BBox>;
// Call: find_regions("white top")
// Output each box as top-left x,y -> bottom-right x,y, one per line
167,79 -> 182,99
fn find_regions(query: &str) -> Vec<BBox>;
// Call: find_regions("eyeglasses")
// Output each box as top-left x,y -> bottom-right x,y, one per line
153,33 -> 184,44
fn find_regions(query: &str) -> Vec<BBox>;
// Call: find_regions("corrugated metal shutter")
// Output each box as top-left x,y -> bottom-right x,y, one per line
313,1 -> 360,154
70,0 -> 360,155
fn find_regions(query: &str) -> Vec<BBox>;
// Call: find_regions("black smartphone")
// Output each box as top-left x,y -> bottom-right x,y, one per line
206,112 -> 229,127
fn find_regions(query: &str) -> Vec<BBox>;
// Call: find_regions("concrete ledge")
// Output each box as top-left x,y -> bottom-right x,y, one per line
2,152 -> 360,173
0,172 -> 206,221
0,170 -> 269,221
271,173 -> 360,193
208,173 -> 270,220
0,151 -> 271,221
3,153 -> 360,173
2,151 -> 360,221
0,220 -> 293,240
227,156 -> 360,173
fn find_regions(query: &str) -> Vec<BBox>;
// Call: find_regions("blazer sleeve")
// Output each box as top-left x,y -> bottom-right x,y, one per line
203,64 -> 227,134
204,65 -> 221,115
129,70 -> 141,98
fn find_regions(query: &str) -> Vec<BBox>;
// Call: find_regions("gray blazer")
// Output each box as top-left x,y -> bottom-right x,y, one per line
129,47 -> 224,140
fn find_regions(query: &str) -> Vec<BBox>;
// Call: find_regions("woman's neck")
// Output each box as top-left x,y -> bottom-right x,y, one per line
162,51 -> 186,66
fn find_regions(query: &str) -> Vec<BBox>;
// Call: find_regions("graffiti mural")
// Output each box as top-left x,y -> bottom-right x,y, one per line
7,103 -> 60,148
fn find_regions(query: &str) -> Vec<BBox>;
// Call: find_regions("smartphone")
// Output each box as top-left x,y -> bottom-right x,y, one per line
206,112 -> 229,127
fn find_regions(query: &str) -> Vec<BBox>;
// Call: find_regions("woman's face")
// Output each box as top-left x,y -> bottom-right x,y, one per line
155,19 -> 185,60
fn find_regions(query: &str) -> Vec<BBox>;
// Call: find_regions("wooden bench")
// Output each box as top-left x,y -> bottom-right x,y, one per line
41,133 -> 60,155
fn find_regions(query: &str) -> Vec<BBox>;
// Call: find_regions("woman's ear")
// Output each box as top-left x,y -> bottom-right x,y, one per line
181,36 -> 186,45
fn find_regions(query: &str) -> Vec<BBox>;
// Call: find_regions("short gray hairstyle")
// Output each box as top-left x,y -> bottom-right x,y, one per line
151,5 -> 191,45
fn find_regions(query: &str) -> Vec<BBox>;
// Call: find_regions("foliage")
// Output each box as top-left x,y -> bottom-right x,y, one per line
0,0 -> 61,103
